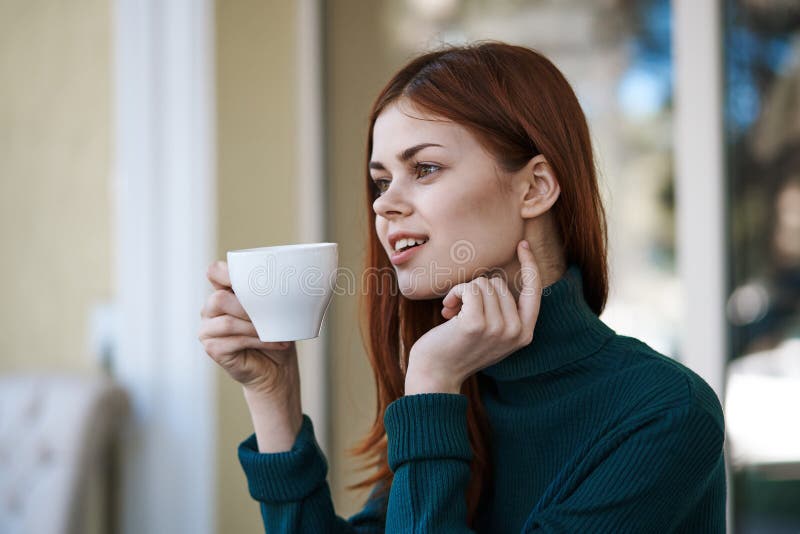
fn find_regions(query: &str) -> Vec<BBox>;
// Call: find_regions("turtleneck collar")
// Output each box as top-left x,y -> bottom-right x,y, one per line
479,263 -> 616,381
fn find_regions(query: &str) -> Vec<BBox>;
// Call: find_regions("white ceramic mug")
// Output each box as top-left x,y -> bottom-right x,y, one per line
227,242 -> 338,342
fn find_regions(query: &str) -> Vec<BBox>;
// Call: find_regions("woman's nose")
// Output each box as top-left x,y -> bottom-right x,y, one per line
373,181 -> 412,218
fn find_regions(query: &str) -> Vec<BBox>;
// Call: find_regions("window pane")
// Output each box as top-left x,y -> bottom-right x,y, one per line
381,0 -> 679,359
722,1 -> 800,532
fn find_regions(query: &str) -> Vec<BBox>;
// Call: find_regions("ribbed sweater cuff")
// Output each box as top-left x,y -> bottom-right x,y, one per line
384,393 -> 473,472
237,414 -> 328,503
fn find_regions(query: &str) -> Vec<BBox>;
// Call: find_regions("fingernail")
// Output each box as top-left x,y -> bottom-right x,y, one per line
521,240 -> 530,250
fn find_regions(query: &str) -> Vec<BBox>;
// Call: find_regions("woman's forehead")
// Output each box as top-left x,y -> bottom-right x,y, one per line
372,104 -> 471,157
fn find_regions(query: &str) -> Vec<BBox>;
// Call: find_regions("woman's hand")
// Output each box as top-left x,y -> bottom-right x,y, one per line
405,240 -> 543,395
199,260 -> 300,398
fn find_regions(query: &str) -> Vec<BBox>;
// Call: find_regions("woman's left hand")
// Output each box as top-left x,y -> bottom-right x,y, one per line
405,240 -> 543,395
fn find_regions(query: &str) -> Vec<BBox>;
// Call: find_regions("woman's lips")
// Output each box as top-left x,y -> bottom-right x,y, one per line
390,241 -> 427,265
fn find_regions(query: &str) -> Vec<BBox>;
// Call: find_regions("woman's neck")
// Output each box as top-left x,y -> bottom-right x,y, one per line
504,215 -> 566,301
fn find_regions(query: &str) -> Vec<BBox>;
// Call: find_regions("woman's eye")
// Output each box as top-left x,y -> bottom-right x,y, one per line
373,179 -> 390,195
371,163 -> 441,198
415,163 -> 439,178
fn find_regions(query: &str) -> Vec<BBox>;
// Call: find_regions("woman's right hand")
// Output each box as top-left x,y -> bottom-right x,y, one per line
199,260 -> 300,397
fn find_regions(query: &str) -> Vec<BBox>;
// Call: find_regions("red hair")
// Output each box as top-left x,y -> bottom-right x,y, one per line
346,41 -> 609,527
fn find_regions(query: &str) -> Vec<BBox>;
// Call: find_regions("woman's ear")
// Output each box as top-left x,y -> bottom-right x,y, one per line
517,154 -> 560,219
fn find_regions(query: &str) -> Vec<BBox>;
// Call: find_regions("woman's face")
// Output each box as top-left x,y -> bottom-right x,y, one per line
371,99 -> 525,299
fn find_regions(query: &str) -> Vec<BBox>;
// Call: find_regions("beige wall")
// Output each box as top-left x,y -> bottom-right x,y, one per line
215,1 -> 298,532
215,0 -> 399,523
325,0 -> 398,518
0,0 -> 111,373
0,0 -> 396,529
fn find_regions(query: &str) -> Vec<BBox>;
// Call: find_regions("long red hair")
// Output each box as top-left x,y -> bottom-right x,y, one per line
346,41 -> 609,527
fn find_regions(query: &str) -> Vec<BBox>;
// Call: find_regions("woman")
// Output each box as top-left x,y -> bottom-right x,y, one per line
199,41 -> 726,532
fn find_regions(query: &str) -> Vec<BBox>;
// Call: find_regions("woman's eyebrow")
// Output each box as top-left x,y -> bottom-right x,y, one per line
369,143 -> 443,171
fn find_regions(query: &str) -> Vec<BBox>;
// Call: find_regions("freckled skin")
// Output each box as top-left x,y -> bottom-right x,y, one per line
371,99 -> 532,300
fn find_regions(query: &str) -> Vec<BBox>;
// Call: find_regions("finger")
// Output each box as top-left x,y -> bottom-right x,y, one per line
442,304 -> 459,320
207,260 -> 232,290
442,282 -> 467,308
442,298 -> 461,312
441,289 -> 462,319
447,278 -> 484,326
476,276 -> 504,335
441,281 -> 467,319
202,335 -> 268,360
491,276 -> 523,338
516,240 -> 542,339
199,314 -> 258,340
201,289 -> 250,321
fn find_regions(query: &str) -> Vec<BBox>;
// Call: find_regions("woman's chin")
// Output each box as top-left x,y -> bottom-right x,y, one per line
398,287 -> 431,300
397,281 -> 452,300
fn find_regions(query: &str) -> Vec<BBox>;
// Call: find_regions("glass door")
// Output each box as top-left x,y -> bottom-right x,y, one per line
722,1 -> 800,531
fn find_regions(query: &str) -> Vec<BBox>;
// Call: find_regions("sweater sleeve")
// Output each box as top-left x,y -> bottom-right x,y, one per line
237,414 -> 387,533
383,393 -> 476,533
522,401 -> 727,533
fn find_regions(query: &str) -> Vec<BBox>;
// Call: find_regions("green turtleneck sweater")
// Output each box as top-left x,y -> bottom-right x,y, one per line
237,264 -> 727,532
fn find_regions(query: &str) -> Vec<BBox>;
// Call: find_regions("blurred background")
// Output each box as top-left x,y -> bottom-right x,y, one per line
1,0 -> 798,533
